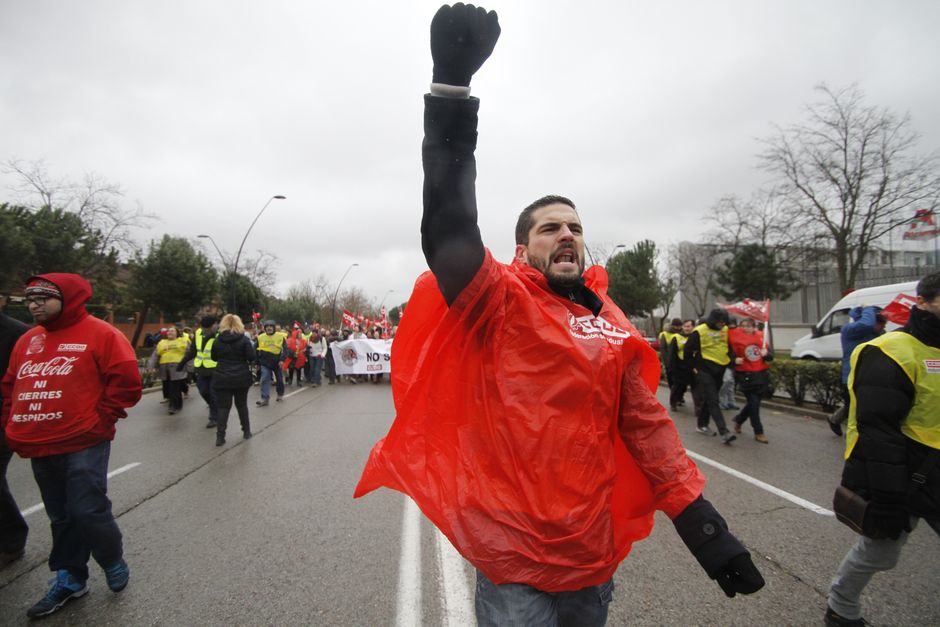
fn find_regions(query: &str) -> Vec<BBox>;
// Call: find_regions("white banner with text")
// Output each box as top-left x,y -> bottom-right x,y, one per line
331,338 -> 392,375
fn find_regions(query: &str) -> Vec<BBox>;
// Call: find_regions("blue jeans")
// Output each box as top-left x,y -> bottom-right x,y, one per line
30,441 -> 123,582
260,364 -> 284,400
310,356 -> 323,385
475,570 -> 614,626
732,390 -> 764,435
195,371 -> 219,421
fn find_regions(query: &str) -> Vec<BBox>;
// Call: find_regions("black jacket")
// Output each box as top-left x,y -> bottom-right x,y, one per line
209,331 -> 257,390
840,305 -> 940,520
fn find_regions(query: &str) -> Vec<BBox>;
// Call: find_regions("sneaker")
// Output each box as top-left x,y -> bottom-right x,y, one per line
26,570 -> 88,618
215,434 -> 225,447
159,398 -> 169,404
696,426 -> 716,436
721,432 -> 736,445
205,420 -> 217,429
256,399 -> 269,407
733,421 -> 742,434
103,559 -> 130,592
243,431 -> 253,440
276,395 -> 284,402
755,434 -> 769,444
824,606 -> 868,626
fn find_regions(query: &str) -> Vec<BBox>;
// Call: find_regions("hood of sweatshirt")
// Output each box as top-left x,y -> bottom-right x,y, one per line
27,273 -> 92,332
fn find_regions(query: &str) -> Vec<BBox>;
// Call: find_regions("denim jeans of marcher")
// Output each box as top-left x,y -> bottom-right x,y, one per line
0,432 -> 28,554
30,441 -> 123,582
733,390 -> 764,435
260,364 -> 285,400
475,569 -> 614,627
828,517 -> 940,620
310,357 -> 323,385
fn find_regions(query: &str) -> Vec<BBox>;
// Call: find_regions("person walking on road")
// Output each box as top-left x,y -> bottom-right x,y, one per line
667,319 -> 694,411
0,307 -> 29,569
828,306 -> 886,436
182,315 -> 220,429
147,326 -> 190,415
728,318 -> 773,443
255,320 -> 286,406
355,6 -> 763,625
684,308 -> 737,444
210,314 -> 257,446
307,329 -> 327,387
1,274 -> 142,618
825,272 -> 940,626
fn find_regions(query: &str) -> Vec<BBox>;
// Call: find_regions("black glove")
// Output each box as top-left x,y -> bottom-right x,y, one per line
673,495 -> 765,598
431,3 -> 500,86
863,500 -> 912,540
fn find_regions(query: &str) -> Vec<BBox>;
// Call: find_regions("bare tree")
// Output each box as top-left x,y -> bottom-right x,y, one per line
2,159 -> 155,267
671,241 -> 722,319
759,84 -> 940,292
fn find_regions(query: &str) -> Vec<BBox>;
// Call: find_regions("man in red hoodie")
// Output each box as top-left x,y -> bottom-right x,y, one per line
1,274 -> 142,618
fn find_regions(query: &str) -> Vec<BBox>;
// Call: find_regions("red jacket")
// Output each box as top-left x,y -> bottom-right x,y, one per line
355,252 -> 704,591
728,328 -> 769,373
1,273 -> 142,458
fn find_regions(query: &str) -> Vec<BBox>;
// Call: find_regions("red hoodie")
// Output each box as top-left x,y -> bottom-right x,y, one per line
1,273 -> 142,457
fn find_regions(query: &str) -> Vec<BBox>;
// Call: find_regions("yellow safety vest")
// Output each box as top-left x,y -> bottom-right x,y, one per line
693,323 -> 730,366
846,331 -> 940,457
674,334 -> 689,360
157,337 -> 190,364
659,331 -> 675,351
257,331 -> 287,355
193,328 -> 217,369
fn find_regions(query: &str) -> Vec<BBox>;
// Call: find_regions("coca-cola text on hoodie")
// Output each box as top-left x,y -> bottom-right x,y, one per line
1,273 -> 142,457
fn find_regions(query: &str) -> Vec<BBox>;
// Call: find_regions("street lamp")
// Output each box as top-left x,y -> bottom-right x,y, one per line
231,195 -> 286,313
330,263 -> 359,328
605,244 -> 627,267
379,289 -> 395,309
197,234 -> 228,270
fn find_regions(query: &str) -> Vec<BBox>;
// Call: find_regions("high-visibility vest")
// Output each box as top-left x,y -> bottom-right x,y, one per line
674,334 -> 689,360
659,331 -> 675,352
193,328 -> 217,369
257,331 -> 286,355
693,323 -> 730,366
846,331 -> 940,456
157,337 -> 190,364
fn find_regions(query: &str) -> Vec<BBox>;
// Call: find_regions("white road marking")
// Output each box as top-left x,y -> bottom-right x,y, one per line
397,496 -> 422,627
435,529 -> 474,627
19,462 -> 141,518
686,450 -> 834,516
282,386 -> 308,399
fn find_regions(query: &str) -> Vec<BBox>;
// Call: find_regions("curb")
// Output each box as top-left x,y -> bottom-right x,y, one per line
658,381 -> 831,421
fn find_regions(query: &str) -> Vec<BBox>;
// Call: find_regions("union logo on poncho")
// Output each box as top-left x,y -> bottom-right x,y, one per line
566,312 -> 630,344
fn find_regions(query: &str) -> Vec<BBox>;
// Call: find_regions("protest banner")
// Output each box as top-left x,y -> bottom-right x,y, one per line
331,338 -> 393,375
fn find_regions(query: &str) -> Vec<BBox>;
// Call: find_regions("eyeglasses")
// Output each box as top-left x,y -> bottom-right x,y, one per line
25,296 -> 49,306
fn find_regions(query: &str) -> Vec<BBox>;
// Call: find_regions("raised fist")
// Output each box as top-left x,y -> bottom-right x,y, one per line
431,3 -> 500,86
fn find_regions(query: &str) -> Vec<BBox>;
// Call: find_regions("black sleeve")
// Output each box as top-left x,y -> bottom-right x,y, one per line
851,344 -> 916,503
421,95 -> 486,306
182,340 -> 197,364
684,332 -> 701,369
243,337 -> 257,363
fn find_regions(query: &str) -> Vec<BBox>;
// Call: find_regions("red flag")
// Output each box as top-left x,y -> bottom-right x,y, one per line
717,299 -> 771,323
342,309 -> 356,329
881,293 -> 917,326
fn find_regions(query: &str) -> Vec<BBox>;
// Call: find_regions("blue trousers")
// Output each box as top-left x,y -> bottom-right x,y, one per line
30,441 -> 123,582
260,364 -> 284,400
310,356 -> 323,385
474,570 -> 614,626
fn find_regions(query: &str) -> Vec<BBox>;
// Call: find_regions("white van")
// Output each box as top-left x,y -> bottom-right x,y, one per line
789,280 -> 918,361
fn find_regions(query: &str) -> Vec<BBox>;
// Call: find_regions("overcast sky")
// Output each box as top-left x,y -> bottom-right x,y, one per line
2,1 -> 939,309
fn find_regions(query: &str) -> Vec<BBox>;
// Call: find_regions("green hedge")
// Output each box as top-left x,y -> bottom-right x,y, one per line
768,360 -> 842,411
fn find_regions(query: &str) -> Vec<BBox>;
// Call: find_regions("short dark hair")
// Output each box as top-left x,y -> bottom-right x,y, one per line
917,272 -> 940,302
201,315 -> 217,328
515,195 -> 577,245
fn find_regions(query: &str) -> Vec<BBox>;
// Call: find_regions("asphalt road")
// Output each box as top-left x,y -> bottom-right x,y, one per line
1,381 -> 938,626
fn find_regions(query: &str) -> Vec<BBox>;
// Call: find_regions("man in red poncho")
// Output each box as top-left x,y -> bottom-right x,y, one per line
355,5 -> 764,624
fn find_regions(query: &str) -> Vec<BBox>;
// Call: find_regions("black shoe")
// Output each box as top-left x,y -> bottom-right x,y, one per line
0,547 -> 25,569
215,434 -> 225,447
256,399 -> 269,407
721,432 -> 737,445
824,606 -> 868,626
828,417 -> 844,436
243,431 -> 252,440
205,420 -> 217,429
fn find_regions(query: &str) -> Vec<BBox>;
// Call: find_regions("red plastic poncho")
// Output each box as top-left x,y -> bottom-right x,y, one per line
355,251 -> 703,591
